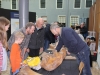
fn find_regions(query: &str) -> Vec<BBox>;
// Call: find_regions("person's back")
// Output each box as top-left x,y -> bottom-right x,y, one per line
10,31 -> 24,75
57,27 -> 87,54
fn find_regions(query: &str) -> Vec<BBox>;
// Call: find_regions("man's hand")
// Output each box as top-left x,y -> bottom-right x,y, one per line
21,48 -> 27,60
26,48 -> 30,53
67,51 -> 70,55
39,47 -> 43,54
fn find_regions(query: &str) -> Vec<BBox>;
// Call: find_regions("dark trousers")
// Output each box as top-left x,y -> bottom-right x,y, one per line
44,39 -> 50,51
76,47 -> 92,75
28,48 -> 40,57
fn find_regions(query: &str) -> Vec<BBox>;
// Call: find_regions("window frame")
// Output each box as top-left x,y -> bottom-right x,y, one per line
39,0 -> 46,9
0,0 -> 2,8
73,0 -> 81,9
11,0 -> 17,10
85,0 -> 93,9
36,15 -> 38,20
56,0 -> 64,9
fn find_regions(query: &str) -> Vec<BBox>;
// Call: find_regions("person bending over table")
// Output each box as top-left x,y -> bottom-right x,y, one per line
50,23 -> 92,75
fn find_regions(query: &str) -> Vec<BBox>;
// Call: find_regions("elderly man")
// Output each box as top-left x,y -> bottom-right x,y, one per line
50,23 -> 92,75
28,18 -> 45,57
8,22 -> 35,59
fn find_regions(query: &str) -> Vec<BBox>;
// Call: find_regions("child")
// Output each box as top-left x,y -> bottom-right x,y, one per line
10,31 -> 25,75
0,17 -> 10,75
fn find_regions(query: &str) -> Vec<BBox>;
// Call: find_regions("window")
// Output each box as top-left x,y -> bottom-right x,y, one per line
74,0 -> 81,8
40,0 -> 45,8
70,16 -> 79,26
0,0 -> 1,8
41,16 -> 47,22
57,0 -> 63,8
86,0 -> 92,8
36,15 -> 38,20
58,15 -> 66,27
12,0 -> 16,9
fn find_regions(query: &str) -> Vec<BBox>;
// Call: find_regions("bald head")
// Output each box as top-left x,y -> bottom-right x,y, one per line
36,18 -> 44,28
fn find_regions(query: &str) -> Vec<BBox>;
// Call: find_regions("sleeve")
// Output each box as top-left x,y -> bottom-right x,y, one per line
8,33 -> 15,50
10,45 -> 18,72
64,30 -> 78,50
23,35 -> 31,49
41,29 -> 45,47
56,37 -> 63,52
0,44 -> 3,72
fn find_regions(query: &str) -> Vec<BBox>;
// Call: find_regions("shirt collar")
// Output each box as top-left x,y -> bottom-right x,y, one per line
60,27 -> 62,37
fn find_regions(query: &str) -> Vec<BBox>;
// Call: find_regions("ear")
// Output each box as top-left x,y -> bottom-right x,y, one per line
27,27 -> 30,30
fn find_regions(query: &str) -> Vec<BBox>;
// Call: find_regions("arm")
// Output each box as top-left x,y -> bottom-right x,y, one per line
21,35 -> 31,59
21,35 -> 31,55
8,33 -> 15,50
64,30 -> 78,50
23,35 -> 31,49
40,29 -> 45,53
41,29 -> 45,48
56,37 -> 63,52
0,43 -> 3,72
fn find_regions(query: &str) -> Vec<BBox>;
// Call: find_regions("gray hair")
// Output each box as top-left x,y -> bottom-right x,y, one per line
50,23 -> 60,30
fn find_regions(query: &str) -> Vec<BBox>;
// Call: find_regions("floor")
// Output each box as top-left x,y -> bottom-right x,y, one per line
91,61 -> 100,75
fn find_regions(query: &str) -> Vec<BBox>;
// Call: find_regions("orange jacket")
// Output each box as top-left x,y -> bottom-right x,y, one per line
10,43 -> 22,73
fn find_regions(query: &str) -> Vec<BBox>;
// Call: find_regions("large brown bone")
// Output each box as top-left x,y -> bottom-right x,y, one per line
41,48 -> 67,71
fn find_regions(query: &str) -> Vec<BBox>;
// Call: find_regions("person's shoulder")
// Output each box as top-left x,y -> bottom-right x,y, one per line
63,27 -> 73,31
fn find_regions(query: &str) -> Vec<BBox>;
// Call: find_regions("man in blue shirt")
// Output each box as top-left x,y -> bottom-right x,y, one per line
50,23 -> 92,75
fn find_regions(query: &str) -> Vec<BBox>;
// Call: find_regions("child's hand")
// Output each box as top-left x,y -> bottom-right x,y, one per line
26,49 -> 30,53
20,63 -> 26,67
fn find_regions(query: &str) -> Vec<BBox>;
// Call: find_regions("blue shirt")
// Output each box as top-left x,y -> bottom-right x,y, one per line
56,27 -> 88,54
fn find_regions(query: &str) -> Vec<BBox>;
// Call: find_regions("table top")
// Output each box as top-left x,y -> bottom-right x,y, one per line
34,50 -> 79,75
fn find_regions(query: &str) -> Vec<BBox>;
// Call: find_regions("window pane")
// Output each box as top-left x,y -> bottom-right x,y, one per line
40,0 -> 45,8
70,16 -> 79,25
57,0 -> 62,8
86,0 -> 92,7
0,1 -> 1,8
74,0 -> 80,8
12,0 -> 16,9
58,16 -> 66,23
